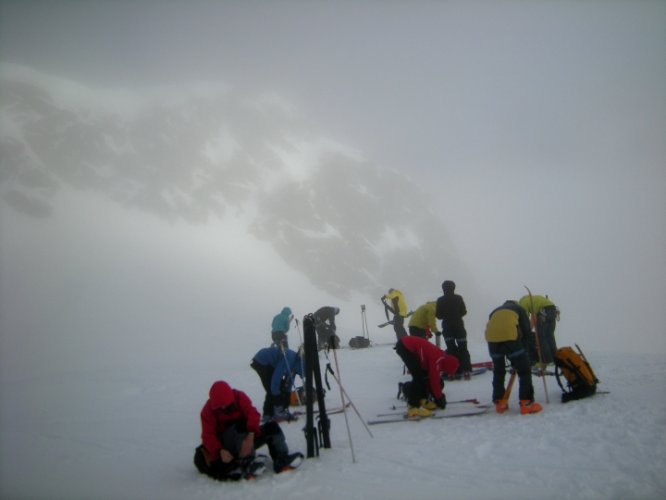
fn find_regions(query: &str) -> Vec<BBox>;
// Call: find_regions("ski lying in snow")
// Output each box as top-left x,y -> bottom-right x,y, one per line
293,402 -> 351,416
381,402 -> 492,417
368,406 -> 489,425
471,361 -> 494,369
389,398 -> 481,410
531,368 -> 556,376
447,367 -> 488,380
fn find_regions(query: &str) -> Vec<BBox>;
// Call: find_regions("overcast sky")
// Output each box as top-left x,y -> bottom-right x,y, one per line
1,0 -> 665,353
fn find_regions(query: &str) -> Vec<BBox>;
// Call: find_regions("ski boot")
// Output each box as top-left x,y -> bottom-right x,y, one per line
520,400 -> 543,415
407,406 -> 432,418
419,399 -> 438,411
274,452 -> 304,473
494,400 -> 508,414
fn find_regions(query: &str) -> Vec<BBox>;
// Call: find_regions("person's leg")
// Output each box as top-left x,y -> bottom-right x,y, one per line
488,342 -> 507,402
251,361 -> 275,417
454,328 -> 472,373
257,421 -> 303,472
393,315 -> 407,339
396,342 -> 426,407
506,341 -> 534,401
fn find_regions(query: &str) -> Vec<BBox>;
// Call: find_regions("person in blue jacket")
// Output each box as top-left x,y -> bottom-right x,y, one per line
251,346 -> 303,422
271,307 -> 293,348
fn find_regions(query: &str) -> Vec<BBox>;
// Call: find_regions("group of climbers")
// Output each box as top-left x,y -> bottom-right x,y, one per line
384,283 -> 559,418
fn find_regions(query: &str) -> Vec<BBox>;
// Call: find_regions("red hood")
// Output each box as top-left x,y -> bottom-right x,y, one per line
209,381 -> 234,409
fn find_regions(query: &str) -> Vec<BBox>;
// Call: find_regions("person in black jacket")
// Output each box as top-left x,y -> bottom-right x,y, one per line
313,306 -> 340,350
435,281 -> 472,379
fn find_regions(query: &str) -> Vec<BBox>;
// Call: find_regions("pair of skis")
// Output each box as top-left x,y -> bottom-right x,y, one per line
369,399 -> 490,425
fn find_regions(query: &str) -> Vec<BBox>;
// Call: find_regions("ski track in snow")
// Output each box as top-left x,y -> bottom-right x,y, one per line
1,344 -> 665,499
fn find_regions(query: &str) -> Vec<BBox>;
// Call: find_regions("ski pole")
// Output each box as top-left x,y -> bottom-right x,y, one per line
331,343 -> 356,463
280,344 -> 303,406
325,363 -> 374,438
294,317 -> 304,347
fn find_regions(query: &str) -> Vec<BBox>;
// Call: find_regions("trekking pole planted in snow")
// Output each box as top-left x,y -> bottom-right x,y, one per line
330,336 -> 356,463
325,361 -> 374,438
294,317 -> 304,347
279,343 -> 303,406
360,304 -> 371,343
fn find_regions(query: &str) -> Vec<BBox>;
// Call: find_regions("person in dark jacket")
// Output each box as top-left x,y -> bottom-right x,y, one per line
436,280 -> 472,379
194,380 -> 303,481
251,346 -> 303,422
271,307 -> 293,348
395,336 -> 459,418
485,301 -> 542,415
313,306 -> 340,350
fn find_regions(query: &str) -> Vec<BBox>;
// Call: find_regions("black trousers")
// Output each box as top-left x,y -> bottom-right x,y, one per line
250,361 -> 288,416
488,340 -> 535,402
408,326 -> 428,339
392,315 -> 407,340
395,341 -> 428,407
443,326 -> 471,372
194,421 -> 288,480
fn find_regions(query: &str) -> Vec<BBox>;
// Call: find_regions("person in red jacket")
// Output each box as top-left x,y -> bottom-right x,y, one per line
395,336 -> 460,418
193,380 -> 303,481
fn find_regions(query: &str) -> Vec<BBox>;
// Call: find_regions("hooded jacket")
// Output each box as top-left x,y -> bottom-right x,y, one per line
252,347 -> 304,395
435,282 -> 467,332
271,307 -> 292,334
200,381 -> 261,458
399,336 -> 459,400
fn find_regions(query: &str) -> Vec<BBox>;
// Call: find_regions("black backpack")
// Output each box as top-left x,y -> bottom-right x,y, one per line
349,336 -> 370,349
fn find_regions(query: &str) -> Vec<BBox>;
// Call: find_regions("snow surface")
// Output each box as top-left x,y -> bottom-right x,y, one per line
1,338 -> 665,500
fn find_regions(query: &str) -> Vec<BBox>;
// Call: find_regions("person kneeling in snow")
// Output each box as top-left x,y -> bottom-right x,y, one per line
194,380 -> 303,481
395,336 -> 459,418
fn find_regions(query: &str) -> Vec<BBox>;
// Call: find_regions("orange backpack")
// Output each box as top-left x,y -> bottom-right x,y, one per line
554,345 -> 599,403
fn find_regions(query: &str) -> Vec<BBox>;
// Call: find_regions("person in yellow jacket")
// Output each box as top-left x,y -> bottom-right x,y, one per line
408,302 -> 439,340
518,294 -> 560,365
381,288 -> 409,340
485,300 -> 542,415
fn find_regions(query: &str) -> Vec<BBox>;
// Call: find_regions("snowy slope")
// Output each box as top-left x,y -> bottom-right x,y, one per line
1,337 -> 665,500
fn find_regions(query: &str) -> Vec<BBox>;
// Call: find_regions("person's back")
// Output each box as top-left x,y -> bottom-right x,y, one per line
436,280 -> 470,375
271,307 -> 293,348
435,282 -> 466,331
408,302 -> 439,338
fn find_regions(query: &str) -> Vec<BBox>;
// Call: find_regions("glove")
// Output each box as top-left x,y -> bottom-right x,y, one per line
435,395 -> 447,409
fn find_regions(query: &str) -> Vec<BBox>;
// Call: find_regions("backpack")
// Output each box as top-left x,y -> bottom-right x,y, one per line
554,345 -> 599,403
349,336 -> 370,349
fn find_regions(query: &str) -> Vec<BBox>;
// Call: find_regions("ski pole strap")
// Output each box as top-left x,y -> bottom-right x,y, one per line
324,363 -> 333,391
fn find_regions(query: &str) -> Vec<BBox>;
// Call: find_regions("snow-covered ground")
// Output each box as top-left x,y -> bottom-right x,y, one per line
1,336 -> 665,500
